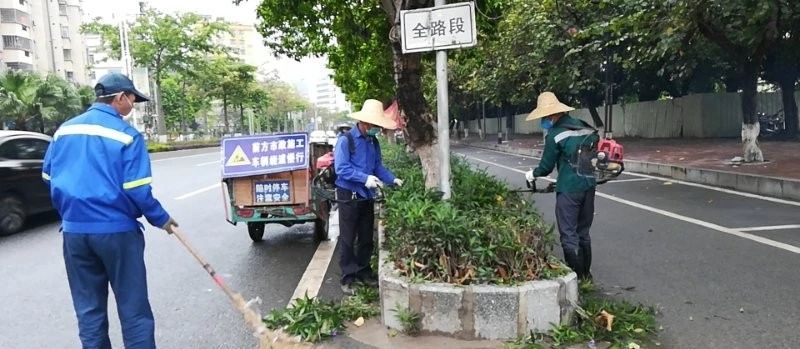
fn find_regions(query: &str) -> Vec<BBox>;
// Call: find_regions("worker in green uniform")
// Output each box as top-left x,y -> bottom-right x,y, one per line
525,92 -> 599,281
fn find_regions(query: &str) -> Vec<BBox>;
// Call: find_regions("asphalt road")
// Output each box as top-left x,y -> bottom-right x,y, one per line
2,145 -> 799,349
450,145 -> 800,349
0,147 -> 320,349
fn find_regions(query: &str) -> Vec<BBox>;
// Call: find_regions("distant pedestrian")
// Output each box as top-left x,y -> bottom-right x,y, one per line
334,99 -> 402,294
525,92 -> 599,281
43,72 -> 178,349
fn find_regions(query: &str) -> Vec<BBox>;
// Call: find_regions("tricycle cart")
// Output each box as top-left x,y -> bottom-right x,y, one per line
220,132 -> 335,242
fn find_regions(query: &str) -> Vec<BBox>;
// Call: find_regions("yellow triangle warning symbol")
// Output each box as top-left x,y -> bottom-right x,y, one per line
225,145 -> 251,167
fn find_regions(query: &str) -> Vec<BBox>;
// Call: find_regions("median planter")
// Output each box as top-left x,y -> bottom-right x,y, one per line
377,225 -> 578,340
378,145 -> 578,340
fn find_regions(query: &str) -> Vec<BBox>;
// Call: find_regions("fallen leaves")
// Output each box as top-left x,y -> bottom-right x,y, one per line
596,310 -> 615,331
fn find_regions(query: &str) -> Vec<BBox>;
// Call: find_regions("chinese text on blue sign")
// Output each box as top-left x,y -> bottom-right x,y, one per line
221,133 -> 309,178
254,180 -> 291,204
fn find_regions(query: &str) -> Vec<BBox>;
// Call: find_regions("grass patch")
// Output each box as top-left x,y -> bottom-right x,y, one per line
392,305 -> 422,336
146,139 -> 219,153
263,286 -> 380,343
508,281 -> 659,348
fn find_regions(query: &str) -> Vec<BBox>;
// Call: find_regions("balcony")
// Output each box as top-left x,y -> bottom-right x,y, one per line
5,62 -> 34,71
0,8 -> 31,26
2,35 -> 32,50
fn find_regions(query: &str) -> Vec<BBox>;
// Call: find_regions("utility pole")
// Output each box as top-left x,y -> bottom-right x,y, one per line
435,0 -> 451,200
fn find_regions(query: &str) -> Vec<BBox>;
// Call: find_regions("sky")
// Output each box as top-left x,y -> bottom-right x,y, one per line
80,0 -> 329,97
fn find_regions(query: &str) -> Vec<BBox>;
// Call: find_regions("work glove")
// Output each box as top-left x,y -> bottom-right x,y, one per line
393,178 -> 404,187
365,175 -> 383,189
525,169 -> 536,183
161,217 -> 179,235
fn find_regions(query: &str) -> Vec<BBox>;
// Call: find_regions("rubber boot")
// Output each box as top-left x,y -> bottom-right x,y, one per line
579,242 -> 593,281
563,248 -> 585,279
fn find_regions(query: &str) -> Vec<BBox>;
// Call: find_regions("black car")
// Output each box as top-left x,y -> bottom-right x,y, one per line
0,131 -> 53,235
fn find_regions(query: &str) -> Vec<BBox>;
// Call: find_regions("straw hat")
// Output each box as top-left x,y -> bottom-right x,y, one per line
349,99 -> 398,130
526,92 -> 575,121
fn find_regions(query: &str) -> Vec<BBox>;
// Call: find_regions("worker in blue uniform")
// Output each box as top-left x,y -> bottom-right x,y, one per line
42,72 -> 178,349
334,99 -> 402,294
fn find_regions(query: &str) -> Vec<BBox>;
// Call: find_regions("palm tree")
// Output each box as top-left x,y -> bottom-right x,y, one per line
0,71 -> 89,133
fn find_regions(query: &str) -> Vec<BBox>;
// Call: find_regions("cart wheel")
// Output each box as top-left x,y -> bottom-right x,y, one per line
314,200 -> 331,241
314,217 -> 329,241
247,222 -> 265,242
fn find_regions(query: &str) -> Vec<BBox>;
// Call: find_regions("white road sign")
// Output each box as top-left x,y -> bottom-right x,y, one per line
400,2 -> 477,53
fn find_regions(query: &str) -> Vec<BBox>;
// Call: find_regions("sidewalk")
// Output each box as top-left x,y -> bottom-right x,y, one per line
457,133 -> 800,201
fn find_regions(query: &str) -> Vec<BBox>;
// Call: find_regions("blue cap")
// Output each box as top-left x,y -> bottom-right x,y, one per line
94,72 -> 150,103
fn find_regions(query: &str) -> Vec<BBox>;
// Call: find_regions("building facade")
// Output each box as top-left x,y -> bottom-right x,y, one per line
0,0 -> 88,84
314,77 -> 350,114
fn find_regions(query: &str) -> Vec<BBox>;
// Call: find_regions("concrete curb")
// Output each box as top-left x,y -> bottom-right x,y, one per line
377,225 -> 577,340
460,141 -> 800,202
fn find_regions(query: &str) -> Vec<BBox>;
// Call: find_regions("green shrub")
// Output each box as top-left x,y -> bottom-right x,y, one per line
264,286 -> 380,342
381,144 -> 559,285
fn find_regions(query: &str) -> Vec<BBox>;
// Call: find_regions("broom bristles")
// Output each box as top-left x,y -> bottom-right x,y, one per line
229,293 -> 311,349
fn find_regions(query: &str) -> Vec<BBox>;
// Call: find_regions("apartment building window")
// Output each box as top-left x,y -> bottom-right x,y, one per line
6,62 -> 34,71
59,4 -> 67,16
2,35 -> 32,50
1,8 -> 32,26
65,71 -> 74,81
63,49 -> 72,61
60,25 -> 69,38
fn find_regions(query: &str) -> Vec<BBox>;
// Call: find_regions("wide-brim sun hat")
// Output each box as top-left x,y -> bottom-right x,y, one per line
526,92 -> 575,121
349,99 -> 398,130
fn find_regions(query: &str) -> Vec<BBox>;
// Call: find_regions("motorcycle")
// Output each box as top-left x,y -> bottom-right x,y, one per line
758,109 -> 785,137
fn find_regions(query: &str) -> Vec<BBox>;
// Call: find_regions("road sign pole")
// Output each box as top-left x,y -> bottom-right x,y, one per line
435,0 -> 451,200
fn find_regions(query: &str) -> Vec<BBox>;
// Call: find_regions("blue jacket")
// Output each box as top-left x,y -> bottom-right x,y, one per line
42,103 -> 170,234
334,126 -> 396,199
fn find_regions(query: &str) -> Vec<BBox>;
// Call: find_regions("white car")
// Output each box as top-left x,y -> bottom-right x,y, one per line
309,130 -> 328,144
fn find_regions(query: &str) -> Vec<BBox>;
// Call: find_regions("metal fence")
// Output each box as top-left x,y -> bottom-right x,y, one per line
467,91 -> 800,138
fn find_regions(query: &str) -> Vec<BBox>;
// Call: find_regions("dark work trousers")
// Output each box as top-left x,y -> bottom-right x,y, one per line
555,189 -> 596,253
336,187 -> 375,285
63,231 -> 155,349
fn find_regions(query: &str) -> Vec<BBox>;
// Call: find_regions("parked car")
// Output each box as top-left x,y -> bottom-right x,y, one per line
0,131 -> 53,235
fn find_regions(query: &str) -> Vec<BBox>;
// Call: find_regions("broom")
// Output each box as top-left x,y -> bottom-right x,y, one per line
170,227 -> 310,349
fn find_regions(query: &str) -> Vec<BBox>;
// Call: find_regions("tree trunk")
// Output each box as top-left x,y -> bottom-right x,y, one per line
240,104 -> 245,134
390,46 -> 439,189
154,77 -> 167,138
778,78 -> 799,139
15,117 -> 27,131
740,64 -> 764,162
223,95 -> 229,135
580,93 -> 604,128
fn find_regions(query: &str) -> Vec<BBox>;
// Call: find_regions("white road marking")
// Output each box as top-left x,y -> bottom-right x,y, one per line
152,151 -> 218,163
602,178 -> 653,183
195,160 -> 219,167
458,153 -> 800,255
467,146 -> 800,207
623,172 -> 800,207
289,209 -> 339,306
174,183 -> 220,200
733,224 -> 800,232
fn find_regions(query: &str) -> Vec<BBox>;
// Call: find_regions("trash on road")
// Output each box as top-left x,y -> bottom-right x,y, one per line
354,317 -> 365,327
596,310 -> 615,331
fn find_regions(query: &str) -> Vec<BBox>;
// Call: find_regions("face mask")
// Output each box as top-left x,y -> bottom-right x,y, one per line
120,94 -> 134,121
540,117 -> 554,130
366,127 -> 382,136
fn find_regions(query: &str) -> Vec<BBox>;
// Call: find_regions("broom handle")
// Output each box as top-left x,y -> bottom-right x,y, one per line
170,228 -> 239,301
